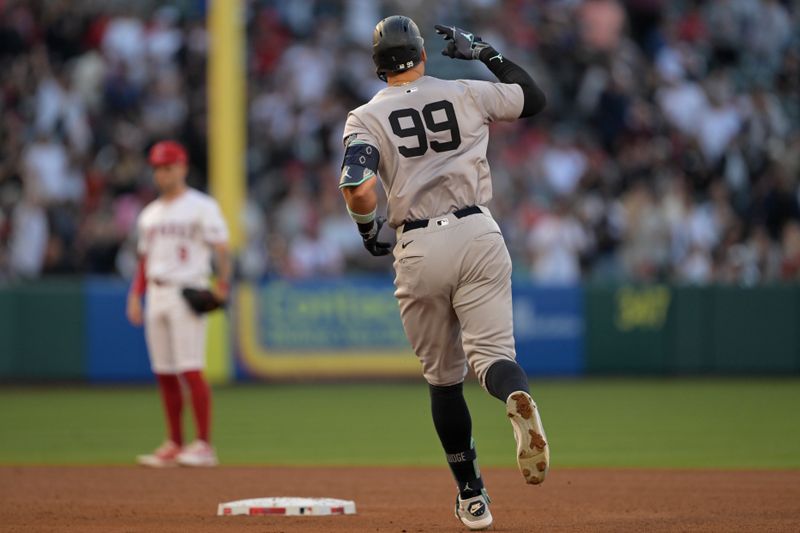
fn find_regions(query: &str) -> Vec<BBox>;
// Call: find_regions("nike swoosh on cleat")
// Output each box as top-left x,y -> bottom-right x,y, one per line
401,240 -> 414,249
468,502 -> 484,515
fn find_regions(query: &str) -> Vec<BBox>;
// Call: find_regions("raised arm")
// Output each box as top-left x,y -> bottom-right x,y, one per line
435,24 -> 546,118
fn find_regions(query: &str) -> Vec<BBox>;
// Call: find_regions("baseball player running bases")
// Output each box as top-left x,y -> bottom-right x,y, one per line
339,16 -> 549,530
127,140 -> 231,468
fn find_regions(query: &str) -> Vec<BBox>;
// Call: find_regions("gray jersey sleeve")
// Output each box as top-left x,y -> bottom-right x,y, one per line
342,112 -> 380,153
463,80 -> 525,123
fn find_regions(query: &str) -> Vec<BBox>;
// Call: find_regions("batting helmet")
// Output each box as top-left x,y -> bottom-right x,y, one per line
148,140 -> 188,166
372,15 -> 425,82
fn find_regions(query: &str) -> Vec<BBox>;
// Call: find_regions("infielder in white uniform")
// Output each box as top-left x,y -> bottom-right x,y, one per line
127,140 -> 231,468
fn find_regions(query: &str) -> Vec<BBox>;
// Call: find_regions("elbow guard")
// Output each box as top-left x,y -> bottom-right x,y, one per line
519,84 -> 546,118
339,140 -> 380,188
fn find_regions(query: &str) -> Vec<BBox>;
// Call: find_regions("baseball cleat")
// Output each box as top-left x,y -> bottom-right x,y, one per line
506,391 -> 549,485
137,440 -> 181,468
454,492 -> 493,530
176,440 -> 218,467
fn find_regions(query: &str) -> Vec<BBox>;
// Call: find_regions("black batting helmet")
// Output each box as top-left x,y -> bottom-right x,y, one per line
372,15 -> 425,82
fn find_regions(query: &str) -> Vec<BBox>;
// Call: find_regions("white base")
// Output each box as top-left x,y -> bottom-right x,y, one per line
218,497 -> 356,517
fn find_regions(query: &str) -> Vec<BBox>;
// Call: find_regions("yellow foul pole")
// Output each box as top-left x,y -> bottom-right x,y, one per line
207,0 -> 244,384
208,0 -> 244,250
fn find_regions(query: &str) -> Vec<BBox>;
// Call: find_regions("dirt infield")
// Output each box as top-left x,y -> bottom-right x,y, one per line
1,467 -> 798,532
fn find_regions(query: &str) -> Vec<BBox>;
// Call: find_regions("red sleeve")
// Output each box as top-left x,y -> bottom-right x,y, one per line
130,256 -> 147,296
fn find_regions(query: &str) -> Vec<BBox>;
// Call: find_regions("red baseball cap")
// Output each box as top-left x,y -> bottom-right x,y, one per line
148,140 -> 188,166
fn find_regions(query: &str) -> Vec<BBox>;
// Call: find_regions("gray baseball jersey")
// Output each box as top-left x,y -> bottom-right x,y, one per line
342,75 -> 523,228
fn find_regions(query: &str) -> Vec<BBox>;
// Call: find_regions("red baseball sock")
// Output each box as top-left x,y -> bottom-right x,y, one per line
156,374 -> 183,446
182,370 -> 211,443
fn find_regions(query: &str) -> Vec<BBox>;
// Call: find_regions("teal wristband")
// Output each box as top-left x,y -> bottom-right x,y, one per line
347,206 -> 376,225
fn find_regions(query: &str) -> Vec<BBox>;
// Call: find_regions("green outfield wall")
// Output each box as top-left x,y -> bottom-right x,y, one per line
0,280 -> 798,381
585,284 -> 800,374
0,280 -> 86,380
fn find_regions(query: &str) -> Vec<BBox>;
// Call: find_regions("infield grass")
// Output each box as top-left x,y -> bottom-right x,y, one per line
0,379 -> 798,468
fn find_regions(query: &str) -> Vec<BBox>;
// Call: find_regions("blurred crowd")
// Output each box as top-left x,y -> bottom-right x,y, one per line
0,0 -> 799,285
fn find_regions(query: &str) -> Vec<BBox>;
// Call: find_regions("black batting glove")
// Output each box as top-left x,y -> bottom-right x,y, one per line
359,216 -> 392,256
434,24 -> 491,60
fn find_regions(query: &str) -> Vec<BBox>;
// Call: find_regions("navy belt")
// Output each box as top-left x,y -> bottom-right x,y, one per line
402,205 -> 482,233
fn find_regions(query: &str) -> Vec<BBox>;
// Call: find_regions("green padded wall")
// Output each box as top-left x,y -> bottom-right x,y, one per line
0,281 -> 86,380
712,286 -> 799,373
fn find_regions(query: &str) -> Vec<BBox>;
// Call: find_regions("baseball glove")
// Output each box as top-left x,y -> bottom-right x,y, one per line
181,287 -> 226,315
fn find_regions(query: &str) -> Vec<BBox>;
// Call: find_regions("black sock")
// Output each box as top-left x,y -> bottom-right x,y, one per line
429,382 -> 484,499
485,359 -> 530,402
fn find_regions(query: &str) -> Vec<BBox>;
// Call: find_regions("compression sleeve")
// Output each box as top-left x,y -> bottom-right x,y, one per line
131,256 -> 146,296
478,47 -> 546,118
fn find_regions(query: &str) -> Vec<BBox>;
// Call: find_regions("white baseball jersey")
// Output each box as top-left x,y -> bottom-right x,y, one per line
137,188 -> 229,288
137,188 -> 228,374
